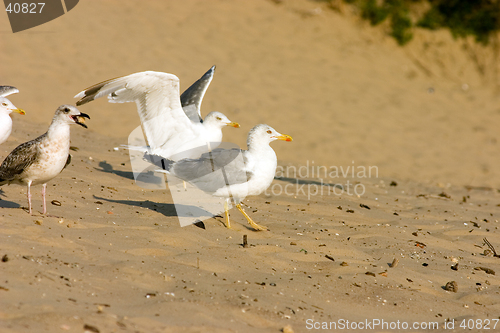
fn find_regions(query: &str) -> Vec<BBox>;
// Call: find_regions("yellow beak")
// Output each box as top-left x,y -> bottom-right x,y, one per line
277,134 -> 293,142
226,122 -> 240,128
13,108 -> 25,115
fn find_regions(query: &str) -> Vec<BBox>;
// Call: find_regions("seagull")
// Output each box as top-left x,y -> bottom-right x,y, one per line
0,86 -> 25,145
0,105 -> 90,215
74,66 -> 239,160
152,124 -> 292,231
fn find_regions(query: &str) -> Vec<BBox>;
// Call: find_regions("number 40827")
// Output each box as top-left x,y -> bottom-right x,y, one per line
5,3 -> 45,14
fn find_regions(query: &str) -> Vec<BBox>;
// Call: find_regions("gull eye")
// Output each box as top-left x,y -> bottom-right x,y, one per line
64,107 -> 70,113
2,103 -> 7,107
216,116 -> 222,121
267,130 -> 272,134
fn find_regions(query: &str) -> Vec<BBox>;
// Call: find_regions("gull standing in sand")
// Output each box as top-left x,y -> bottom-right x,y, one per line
153,124 -> 292,231
0,105 -> 90,215
0,86 -> 25,145
74,66 -> 239,160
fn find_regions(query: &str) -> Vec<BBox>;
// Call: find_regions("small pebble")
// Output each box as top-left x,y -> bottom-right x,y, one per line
325,254 -> 335,262
484,249 -> 493,257
445,281 -> 458,292
390,258 -> 399,268
474,267 -> 495,275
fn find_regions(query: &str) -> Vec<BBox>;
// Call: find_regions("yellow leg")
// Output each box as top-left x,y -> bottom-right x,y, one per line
236,204 -> 268,231
224,199 -> 232,229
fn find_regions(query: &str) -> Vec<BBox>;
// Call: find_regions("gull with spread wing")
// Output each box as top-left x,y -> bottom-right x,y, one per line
75,66 -> 239,160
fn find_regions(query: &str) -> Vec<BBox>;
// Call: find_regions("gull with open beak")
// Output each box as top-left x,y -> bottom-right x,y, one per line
0,86 -> 25,145
0,105 -> 90,215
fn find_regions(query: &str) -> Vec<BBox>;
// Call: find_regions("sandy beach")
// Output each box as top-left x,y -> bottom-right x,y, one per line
1,1 -> 500,332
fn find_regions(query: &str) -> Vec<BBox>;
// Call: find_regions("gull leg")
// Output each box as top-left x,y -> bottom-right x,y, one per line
42,183 -> 47,215
224,198 -> 232,229
236,203 -> 268,231
27,181 -> 32,215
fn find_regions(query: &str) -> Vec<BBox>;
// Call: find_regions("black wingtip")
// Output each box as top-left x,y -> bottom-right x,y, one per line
193,221 -> 206,229
144,153 -> 174,171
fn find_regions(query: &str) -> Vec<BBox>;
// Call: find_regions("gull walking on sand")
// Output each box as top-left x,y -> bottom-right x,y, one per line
0,105 -> 89,215
152,124 -> 292,231
75,66 -> 239,161
0,86 -> 25,145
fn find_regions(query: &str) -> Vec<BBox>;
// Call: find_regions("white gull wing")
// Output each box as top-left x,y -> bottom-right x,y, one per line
75,71 -> 195,150
0,86 -> 19,97
180,65 -> 215,123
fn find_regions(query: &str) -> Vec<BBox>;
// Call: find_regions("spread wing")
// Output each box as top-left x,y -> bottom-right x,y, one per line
180,65 -> 215,123
75,71 -> 196,150
0,137 -> 40,183
0,86 -> 19,97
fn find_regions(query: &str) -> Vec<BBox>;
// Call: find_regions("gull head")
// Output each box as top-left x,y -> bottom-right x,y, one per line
0,97 -> 25,116
55,105 -> 90,128
204,111 -> 240,129
247,124 -> 293,147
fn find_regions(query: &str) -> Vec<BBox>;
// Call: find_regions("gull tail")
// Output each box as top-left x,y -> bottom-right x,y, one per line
120,144 -> 149,152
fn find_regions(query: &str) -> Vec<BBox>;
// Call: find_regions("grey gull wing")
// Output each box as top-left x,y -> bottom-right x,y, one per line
0,86 -> 19,97
180,66 -> 215,123
147,146 -> 251,193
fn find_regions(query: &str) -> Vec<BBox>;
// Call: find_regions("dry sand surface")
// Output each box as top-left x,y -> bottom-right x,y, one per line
1,0 -> 500,332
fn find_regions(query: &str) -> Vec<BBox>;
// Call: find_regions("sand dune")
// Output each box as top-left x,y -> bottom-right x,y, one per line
1,1 -> 500,332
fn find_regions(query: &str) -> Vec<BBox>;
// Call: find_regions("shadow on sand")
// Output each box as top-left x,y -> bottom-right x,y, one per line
95,160 -> 135,181
275,176 -> 344,189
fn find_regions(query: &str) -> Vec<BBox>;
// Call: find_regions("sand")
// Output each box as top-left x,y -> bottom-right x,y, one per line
1,0 -> 500,332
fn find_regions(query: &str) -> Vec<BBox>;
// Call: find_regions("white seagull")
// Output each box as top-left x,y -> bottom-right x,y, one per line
0,86 -> 25,145
0,105 -> 90,215
74,66 -> 239,160
153,124 -> 292,231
